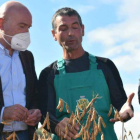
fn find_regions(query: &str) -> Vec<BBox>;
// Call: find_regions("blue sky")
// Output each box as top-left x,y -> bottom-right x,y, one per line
0,0 -> 140,139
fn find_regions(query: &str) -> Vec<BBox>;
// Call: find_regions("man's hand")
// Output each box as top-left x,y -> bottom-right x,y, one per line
24,109 -> 42,126
55,117 -> 79,140
110,93 -> 134,122
3,104 -> 29,121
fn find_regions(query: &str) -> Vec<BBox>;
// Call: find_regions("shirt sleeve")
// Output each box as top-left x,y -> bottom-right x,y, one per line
96,57 -> 127,111
38,65 -> 59,134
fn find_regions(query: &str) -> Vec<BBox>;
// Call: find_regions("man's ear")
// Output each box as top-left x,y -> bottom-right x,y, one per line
0,18 -> 4,30
51,29 -> 57,41
82,24 -> 84,36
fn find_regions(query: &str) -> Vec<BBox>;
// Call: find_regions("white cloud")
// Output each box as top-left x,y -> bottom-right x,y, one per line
74,5 -> 95,14
87,0 -> 140,72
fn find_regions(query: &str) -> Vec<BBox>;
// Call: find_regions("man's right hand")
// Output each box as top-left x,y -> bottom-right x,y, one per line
3,104 -> 29,121
55,117 -> 79,140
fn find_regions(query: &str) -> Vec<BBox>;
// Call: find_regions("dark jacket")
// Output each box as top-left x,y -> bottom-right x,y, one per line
0,50 -> 38,140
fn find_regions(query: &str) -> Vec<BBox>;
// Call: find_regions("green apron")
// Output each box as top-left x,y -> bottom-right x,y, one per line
53,54 -> 117,140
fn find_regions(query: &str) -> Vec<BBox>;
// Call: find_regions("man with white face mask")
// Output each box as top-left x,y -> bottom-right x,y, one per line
0,1 -> 41,140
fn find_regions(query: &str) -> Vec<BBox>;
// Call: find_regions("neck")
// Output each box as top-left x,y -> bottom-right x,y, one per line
0,38 -> 14,56
63,47 -> 85,59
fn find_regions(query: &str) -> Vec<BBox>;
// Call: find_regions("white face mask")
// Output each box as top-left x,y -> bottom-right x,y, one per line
0,31 -> 31,51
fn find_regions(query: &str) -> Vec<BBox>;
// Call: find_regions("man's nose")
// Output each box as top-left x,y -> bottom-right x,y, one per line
68,28 -> 74,36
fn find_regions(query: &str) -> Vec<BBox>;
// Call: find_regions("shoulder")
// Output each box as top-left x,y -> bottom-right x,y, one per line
19,50 -> 34,59
95,56 -> 119,74
39,61 -> 57,80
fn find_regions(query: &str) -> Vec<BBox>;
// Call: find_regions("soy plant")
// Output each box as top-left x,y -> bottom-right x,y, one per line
56,94 -> 107,140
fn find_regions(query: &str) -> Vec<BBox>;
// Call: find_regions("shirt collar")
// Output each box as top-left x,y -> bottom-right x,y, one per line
0,43 -> 19,56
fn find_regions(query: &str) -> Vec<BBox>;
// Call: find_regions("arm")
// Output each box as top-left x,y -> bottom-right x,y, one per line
38,64 -> 59,134
105,59 -> 134,122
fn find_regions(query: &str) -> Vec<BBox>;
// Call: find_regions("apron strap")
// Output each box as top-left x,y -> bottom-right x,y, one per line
88,53 -> 98,70
57,58 -> 66,75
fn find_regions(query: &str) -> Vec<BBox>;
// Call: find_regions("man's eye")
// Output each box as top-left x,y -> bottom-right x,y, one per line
20,25 -> 25,28
72,25 -> 79,29
60,26 -> 67,31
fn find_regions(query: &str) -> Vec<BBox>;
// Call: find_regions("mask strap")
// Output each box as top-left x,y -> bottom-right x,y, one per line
0,30 -> 12,46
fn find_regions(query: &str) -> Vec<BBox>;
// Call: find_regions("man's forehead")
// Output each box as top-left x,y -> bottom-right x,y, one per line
55,15 -> 79,25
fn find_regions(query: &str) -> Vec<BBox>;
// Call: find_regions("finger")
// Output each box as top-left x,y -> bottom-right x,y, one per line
17,104 -> 29,116
127,109 -> 134,118
127,93 -> 135,106
66,131 -> 75,140
28,110 -> 41,119
109,118 -> 119,122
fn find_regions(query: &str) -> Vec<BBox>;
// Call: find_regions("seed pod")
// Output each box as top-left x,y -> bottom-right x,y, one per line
1,120 -> 12,125
59,100 -> 64,112
68,112 -> 74,124
123,134 -> 127,140
46,112 -> 50,130
85,114 -> 91,130
64,125 -> 68,139
56,98 -> 63,109
33,132 -> 36,140
6,132 -> 14,140
66,103 -> 70,113
98,116 -> 102,132
13,132 -> 16,140
75,126 -> 84,138
91,109 -> 96,121
108,104 -> 112,117
101,133 -> 104,140
86,130 -> 90,140
72,116 -> 76,128
91,131 -> 94,140
101,117 -> 106,128
114,110 -> 119,119
94,120 -> 98,136
83,130 -> 87,140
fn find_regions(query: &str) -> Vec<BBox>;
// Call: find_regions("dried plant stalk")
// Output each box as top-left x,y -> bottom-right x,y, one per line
138,134 -> 140,139
79,108 -> 86,121
108,104 -> 112,117
86,94 -> 99,111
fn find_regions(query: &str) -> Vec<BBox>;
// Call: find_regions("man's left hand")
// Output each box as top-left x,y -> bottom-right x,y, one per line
24,109 -> 42,126
110,93 -> 134,122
